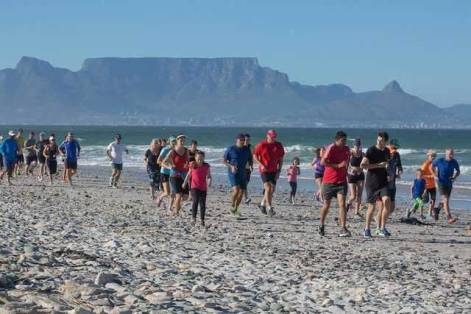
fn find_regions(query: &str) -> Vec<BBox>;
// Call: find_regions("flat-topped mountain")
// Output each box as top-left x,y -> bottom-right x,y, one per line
0,56 -> 468,127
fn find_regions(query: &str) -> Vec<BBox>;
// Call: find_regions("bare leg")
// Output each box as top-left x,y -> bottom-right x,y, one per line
365,203 -> 376,230
337,193 -> 347,228
320,199 -> 331,226
380,196 -> 391,229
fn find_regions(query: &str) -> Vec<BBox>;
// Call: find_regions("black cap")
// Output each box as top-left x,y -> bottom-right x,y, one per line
236,133 -> 245,140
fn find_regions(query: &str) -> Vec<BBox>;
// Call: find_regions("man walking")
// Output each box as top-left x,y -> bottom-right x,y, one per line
59,132 -> 81,186
0,131 -> 19,185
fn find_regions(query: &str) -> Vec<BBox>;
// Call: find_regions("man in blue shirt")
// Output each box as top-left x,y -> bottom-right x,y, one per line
0,130 -> 19,185
432,148 -> 460,224
223,134 -> 251,216
59,132 -> 81,186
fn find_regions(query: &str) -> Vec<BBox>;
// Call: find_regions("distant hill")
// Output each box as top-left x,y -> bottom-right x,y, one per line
0,56 -> 469,127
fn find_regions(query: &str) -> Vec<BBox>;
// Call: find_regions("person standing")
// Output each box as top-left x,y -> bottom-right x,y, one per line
421,150 -> 438,219
59,132 -> 81,186
145,139 -> 163,200
223,134 -> 251,216
0,131 -> 19,185
106,134 -> 129,188
243,133 -> 254,205
24,131 -> 38,176
432,148 -> 459,224
318,131 -> 351,237
253,130 -> 285,217
184,151 -> 212,226
43,136 -> 59,185
347,138 -> 365,217
361,131 -> 392,237
36,132 -> 48,182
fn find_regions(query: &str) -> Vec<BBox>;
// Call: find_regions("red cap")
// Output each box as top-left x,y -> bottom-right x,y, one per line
267,129 -> 277,138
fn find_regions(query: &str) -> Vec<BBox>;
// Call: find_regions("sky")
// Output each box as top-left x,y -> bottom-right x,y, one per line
0,0 -> 470,106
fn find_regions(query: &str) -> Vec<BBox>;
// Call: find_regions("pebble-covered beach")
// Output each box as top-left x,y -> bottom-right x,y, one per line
1,166 -> 470,313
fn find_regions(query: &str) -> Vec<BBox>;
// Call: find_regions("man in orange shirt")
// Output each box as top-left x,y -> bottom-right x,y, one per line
421,150 -> 437,219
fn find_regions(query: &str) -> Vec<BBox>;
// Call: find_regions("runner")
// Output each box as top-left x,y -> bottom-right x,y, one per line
184,151 -> 212,226
15,128 -> 25,176
0,131 -> 19,185
223,133 -> 251,216
347,138 -> 365,217
24,131 -> 38,176
43,136 -> 59,185
361,131 -> 392,237
106,134 -> 129,188
287,157 -> 301,205
188,140 -> 199,162
421,150 -> 438,219
432,148 -> 460,224
36,132 -> 48,181
311,147 -> 325,202
163,134 -> 189,216
156,137 -> 176,210
59,132 -> 81,186
144,138 -> 162,200
407,169 -> 427,218
253,129 -> 285,217
385,138 -> 403,213
318,131 -> 351,237
243,133 -> 254,205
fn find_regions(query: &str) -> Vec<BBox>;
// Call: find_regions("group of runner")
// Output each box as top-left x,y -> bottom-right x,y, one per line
1,128 -> 461,236
0,129 -> 81,185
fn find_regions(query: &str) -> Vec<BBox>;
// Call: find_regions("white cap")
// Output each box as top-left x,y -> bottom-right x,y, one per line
8,130 -> 16,136
49,136 -> 55,141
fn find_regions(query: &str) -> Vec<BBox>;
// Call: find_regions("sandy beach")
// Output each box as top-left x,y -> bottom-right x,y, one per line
1,165 -> 470,313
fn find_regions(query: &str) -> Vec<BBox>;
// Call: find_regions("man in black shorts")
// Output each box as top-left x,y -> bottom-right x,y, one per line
243,133 -> 253,204
361,131 -> 392,237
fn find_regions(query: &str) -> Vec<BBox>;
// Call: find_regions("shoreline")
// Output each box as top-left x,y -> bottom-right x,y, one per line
1,165 -> 471,312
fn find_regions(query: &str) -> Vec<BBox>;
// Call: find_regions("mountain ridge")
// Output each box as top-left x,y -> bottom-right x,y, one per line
0,56 -> 469,128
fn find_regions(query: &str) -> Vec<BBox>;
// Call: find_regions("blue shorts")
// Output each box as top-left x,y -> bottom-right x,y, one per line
3,157 -> 16,170
228,172 -> 247,190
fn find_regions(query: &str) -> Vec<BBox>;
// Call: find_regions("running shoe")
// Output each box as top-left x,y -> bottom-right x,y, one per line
378,228 -> 391,237
268,208 -> 275,217
109,177 -> 114,187
245,198 -> 252,205
235,208 -> 241,217
374,228 -> 381,236
318,225 -> 325,236
363,228 -> 372,238
339,228 -> 352,237
448,217 -> 457,224
258,204 -> 267,215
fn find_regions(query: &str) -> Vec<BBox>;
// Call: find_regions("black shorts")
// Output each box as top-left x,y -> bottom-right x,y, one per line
423,188 -> 437,203
170,176 -> 189,195
315,173 -> 323,180
47,159 -> 58,175
65,160 -> 78,170
26,155 -> 37,165
261,172 -> 277,185
228,172 -> 248,190
366,185 -> 389,204
17,154 -> 24,164
38,154 -> 46,164
245,169 -> 252,183
438,184 -> 452,198
347,173 -> 365,184
387,186 -> 397,202
112,163 -> 123,171
161,173 -> 170,183
322,183 -> 348,201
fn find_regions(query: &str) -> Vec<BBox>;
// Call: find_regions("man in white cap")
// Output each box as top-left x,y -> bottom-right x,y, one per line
253,129 -> 285,217
0,131 -> 19,185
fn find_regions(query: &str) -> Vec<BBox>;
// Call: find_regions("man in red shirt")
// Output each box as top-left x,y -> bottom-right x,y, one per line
319,131 -> 351,237
253,130 -> 285,217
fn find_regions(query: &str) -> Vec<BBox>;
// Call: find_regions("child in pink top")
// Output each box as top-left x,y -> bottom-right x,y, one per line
287,157 -> 301,204
184,151 -> 211,226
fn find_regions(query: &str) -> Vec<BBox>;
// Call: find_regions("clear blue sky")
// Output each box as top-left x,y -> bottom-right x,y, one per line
1,0 -> 470,106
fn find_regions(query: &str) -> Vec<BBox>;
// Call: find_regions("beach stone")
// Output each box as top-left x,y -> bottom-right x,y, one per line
95,272 -> 120,286
145,292 -> 171,304
0,273 -> 16,289
68,307 -> 93,314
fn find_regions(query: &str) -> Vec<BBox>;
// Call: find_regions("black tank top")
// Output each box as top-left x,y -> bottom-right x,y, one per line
350,152 -> 363,167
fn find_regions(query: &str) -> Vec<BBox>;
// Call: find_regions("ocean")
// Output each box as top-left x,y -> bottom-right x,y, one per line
2,126 -> 471,209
